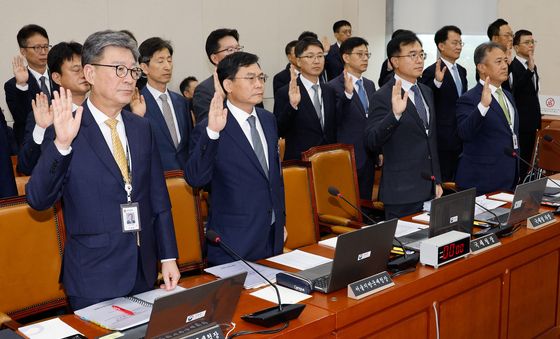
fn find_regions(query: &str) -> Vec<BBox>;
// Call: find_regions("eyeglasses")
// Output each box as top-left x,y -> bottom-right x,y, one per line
348,52 -> 372,59
90,63 -> 143,80
298,54 -> 325,61
215,45 -> 244,54
233,74 -> 269,83
519,40 -> 537,46
499,33 -> 514,38
394,52 -> 427,61
449,40 -> 465,47
23,44 -> 52,53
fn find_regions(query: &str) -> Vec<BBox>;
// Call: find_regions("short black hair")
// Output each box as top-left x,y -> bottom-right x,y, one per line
17,24 -> 48,48
205,28 -> 239,64
217,52 -> 259,92
487,18 -> 509,40
119,29 -> 137,43
139,37 -> 173,64
179,76 -> 198,93
285,40 -> 298,56
474,41 -> 506,67
391,29 -> 412,39
387,31 -> 422,59
434,25 -> 462,50
47,41 -> 82,74
339,37 -> 369,58
333,20 -> 351,33
298,31 -> 318,41
513,29 -> 533,46
295,38 -> 324,57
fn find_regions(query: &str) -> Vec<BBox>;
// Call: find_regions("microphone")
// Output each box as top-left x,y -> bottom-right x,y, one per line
327,186 -> 377,225
205,230 -> 305,327
503,147 -> 560,190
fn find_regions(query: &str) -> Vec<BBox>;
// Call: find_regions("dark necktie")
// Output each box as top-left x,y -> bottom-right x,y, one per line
247,115 -> 268,177
411,84 -> 428,128
356,79 -> 369,113
311,84 -> 323,128
451,65 -> 462,96
39,76 -> 50,98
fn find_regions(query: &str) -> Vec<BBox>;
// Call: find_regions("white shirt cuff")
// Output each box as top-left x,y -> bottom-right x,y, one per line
206,127 -> 220,140
16,83 -> 29,91
478,102 -> 489,116
56,144 -> 72,156
433,79 -> 443,88
161,258 -> 176,263
32,125 -> 46,144
345,91 -> 353,99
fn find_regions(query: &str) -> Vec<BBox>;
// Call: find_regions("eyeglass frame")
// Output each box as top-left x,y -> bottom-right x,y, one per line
298,54 -> 325,61
448,40 -> 465,47
392,51 -> 428,61
347,52 -> 372,59
22,44 -> 52,53
231,74 -> 269,83
90,63 -> 143,80
519,39 -> 537,46
214,45 -> 244,54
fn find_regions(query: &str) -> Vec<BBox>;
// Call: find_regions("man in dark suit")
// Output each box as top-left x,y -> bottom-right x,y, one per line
192,28 -> 243,124
273,40 -> 298,95
185,52 -> 285,266
17,42 -> 90,175
511,29 -> 540,178
325,20 -> 352,81
179,76 -> 198,105
365,32 -> 442,219
26,30 -> 180,310
0,108 -> 17,198
274,38 -> 337,160
139,37 -> 192,171
421,25 -> 467,182
378,29 -> 413,88
456,42 -> 519,194
4,24 -> 59,148
486,19 -> 514,92
329,37 -> 377,199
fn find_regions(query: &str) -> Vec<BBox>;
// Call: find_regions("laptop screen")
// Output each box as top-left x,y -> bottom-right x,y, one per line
429,188 -> 476,237
507,178 -> 547,225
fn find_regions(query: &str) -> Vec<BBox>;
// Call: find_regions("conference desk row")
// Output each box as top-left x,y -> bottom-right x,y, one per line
31,199 -> 560,338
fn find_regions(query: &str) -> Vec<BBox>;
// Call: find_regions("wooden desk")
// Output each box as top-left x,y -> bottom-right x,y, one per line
542,114 -> 560,129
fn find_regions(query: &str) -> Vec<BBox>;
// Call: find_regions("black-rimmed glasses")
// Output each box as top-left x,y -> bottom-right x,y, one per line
90,64 -> 143,80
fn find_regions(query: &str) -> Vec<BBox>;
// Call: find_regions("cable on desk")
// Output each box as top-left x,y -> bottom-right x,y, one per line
432,301 -> 440,339
228,321 -> 290,338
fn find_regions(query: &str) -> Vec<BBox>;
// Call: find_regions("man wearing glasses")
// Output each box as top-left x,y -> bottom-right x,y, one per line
26,30 -> 180,310
274,38 -> 337,160
185,52 -> 285,266
365,32 -> 442,219
192,28 -> 243,123
4,24 -> 59,147
487,18 -> 514,92
421,25 -> 468,182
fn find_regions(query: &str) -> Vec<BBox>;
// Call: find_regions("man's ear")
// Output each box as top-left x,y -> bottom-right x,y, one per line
342,53 -> 350,64
51,72 -> 62,86
389,57 -> 398,71
210,53 -> 220,66
140,62 -> 149,75
222,79 -> 233,94
83,64 -> 95,86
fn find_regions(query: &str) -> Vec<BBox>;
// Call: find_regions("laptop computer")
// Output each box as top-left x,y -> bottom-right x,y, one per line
475,178 -> 547,225
123,272 -> 247,339
398,188 -> 476,251
293,218 -> 397,294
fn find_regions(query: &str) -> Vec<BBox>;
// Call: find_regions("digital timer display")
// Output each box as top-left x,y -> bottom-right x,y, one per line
437,236 -> 471,265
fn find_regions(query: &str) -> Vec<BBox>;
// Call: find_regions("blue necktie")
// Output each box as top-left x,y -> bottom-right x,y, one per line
411,85 -> 428,128
356,78 -> 369,113
451,65 -> 462,96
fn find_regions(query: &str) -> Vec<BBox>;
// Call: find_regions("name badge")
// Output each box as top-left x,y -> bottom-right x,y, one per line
512,134 -> 519,149
121,202 -> 141,232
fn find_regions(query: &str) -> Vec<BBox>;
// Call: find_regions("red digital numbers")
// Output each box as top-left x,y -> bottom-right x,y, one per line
440,242 -> 465,261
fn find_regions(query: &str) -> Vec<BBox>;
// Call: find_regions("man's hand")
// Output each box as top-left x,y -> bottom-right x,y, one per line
343,70 -> 354,95
207,92 -> 227,133
435,184 -> 443,198
129,87 -> 146,117
435,58 -> 447,82
288,65 -> 301,109
391,79 -> 408,118
12,55 -> 28,86
480,76 -> 492,108
52,88 -> 82,150
31,93 -> 53,128
212,69 -> 225,100
321,36 -> 330,53
160,260 -> 180,290
527,51 -> 535,71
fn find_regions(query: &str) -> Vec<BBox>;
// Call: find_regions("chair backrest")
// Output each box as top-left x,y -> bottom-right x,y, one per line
165,170 -> 206,273
0,196 -> 67,320
538,122 -> 560,172
301,144 -> 363,223
282,161 -> 320,249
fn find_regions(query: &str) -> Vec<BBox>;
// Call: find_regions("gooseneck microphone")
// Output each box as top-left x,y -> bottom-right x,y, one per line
205,230 -> 305,328
503,147 -> 560,190
328,186 -> 377,225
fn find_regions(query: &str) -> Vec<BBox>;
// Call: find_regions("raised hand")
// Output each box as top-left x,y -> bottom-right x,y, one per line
506,48 -> 514,65
343,70 -> 354,95
480,76 -> 492,108
288,65 -> 301,109
12,55 -> 29,86
129,87 -> 146,117
321,36 -> 330,53
527,51 -> 535,71
213,69 -> 225,100
391,80 -> 408,118
207,92 -> 227,133
31,93 -> 53,128
52,88 -> 83,150
435,58 -> 447,82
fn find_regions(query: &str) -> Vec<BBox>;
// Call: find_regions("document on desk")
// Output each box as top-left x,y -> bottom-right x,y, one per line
19,318 -> 82,339
547,179 -> 560,188
488,192 -> 514,202
475,195 -> 508,215
318,236 -> 338,249
250,284 -> 312,304
411,212 -> 430,223
396,220 -> 429,237
267,250 -> 331,270
204,260 -> 283,289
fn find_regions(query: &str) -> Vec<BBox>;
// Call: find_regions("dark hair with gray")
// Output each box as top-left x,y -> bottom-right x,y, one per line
82,30 -> 139,66
217,51 -> 259,91
473,41 -> 506,67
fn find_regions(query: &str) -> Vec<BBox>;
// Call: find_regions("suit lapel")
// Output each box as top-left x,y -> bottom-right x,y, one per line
170,92 -> 188,150
257,109 -> 276,178
122,112 -> 142,187
419,84 -> 436,135
297,77 -> 323,131
143,89 -> 176,147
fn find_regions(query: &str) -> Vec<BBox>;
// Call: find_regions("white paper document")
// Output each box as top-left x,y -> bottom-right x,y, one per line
488,192 -> 514,202
19,318 -> 82,339
204,260 -> 283,289
547,179 -> 560,189
395,220 -> 429,238
318,236 -> 338,249
250,284 -> 312,304
475,195 -> 508,215
267,250 -> 331,270
411,212 -> 430,223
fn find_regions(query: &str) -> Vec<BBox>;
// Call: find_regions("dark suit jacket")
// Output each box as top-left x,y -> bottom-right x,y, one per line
26,103 -> 178,299
273,64 -> 291,95
0,109 -> 16,198
16,109 -> 42,175
4,70 -> 59,147
455,83 -> 519,194
378,59 -> 394,88
364,78 -> 441,205
421,61 -> 467,152
191,75 -> 214,124
274,77 -> 337,160
141,87 -> 192,171
325,43 -> 344,81
185,107 -> 285,265
510,58 -> 540,134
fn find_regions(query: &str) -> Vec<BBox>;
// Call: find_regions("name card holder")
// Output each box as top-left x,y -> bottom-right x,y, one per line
527,212 -> 556,230
470,234 -> 501,254
347,271 -> 394,300
184,323 -> 225,339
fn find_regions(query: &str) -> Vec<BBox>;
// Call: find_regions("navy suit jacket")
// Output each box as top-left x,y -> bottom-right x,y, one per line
191,75 -> 214,124
141,87 -> 192,171
455,83 -> 519,194
510,58 -> 540,134
26,103 -> 178,299
17,108 -> 44,175
421,61 -> 467,152
185,107 -> 285,265
0,109 -> 16,198
274,77 -> 337,160
4,70 -> 58,146
325,43 -> 343,80
273,64 -> 291,95
365,78 -> 441,205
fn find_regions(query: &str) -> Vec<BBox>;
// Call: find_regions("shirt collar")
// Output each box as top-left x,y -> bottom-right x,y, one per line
28,67 -> 49,82
347,72 -> 363,85
87,99 -> 123,126
439,57 -> 456,71
478,79 -> 500,94
515,55 -> 528,68
226,100 -> 257,127
299,74 -> 320,91
146,83 -> 169,100
394,74 -> 416,92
